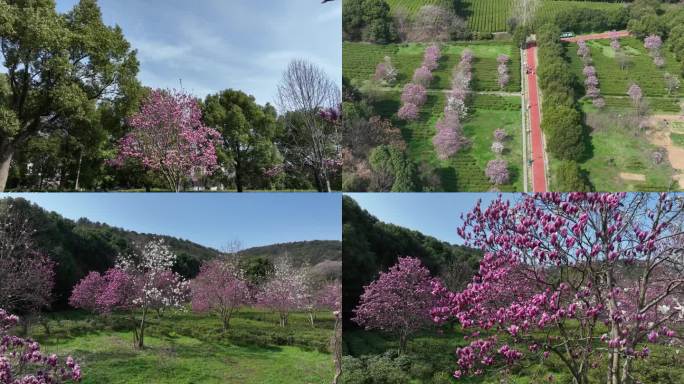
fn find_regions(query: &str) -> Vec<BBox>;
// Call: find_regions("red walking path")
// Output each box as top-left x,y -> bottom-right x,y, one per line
525,43 -> 547,192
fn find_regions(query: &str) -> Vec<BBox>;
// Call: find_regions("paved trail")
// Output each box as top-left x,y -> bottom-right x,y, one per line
525,43 -> 547,192
561,30 -> 630,43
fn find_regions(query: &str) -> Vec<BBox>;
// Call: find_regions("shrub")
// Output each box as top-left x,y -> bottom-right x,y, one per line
555,160 -> 592,192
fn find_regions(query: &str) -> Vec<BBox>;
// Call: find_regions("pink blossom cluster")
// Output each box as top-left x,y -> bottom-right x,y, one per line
484,159 -> 509,185
644,35 -> 665,67
112,89 -> 221,192
373,56 -> 398,85
0,309 -> 81,383
432,193 -> 684,380
432,50 -> 474,159
399,45 -> 440,121
256,258 -> 309,327
353,257 -> 438,351
627,83 -> 643,109
610,31 -> 621,51
491,129 -> 507,156
191,260 -> 251,329
497,54 -> 510,90
578,42 -> 605,109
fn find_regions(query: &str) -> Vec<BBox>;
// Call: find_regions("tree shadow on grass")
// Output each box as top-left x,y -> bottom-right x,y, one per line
437,167 -> 459,192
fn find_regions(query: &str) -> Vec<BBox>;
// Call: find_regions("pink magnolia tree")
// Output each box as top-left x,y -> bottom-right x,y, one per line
353,257 -> 438,354
412,66 -> 433,87
644,35 -> 664,67
0,309 -> 82,383
70,240 -> 189,348
0,201 -> 55,326
432,193 -> 684,384
497,54 -> 510,90
112,89 -> 221,192
433,112 -> 469,160
577,40 -> 591,64
398,103 -> 420,121
400,83 -> 427,107
190,259 -> 251,331
256,258 -> 308,327
373,56 -> 398,85
485,159 -> 509,185
627,83 -> 643,113
423,44 -> 441,71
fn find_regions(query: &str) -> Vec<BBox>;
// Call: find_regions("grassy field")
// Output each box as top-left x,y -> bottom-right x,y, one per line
383,0 -> 625,33
25,309 -> 334,384
558,36 -> 683,191
343,328 -> 684,384
566,36 -> 683,114
344,41 -> 524,191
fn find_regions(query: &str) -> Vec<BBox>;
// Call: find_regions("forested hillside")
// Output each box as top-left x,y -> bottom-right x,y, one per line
342,195 -> 482,323
0,197 -> 339,308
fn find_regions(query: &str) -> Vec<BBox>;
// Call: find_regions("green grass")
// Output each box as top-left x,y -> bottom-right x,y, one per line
343,42 -> 521,93
671,132 -> 684,148
344,328 -> 684,383
24,309 -> 334,384
552,107 -> 679,192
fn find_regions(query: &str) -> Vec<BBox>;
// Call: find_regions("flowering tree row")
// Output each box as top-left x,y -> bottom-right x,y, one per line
433,193 -> 684,383
577,40 -> 606,109
486,129 -> 510,186
398,44 -> 440,121
497,54 -> 510,90
644,34 -> 665,68
432,49 -> 473,160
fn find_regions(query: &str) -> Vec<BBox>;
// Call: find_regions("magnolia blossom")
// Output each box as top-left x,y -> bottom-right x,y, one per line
398,103 -> 420,121
434,193 -> 684,382
373,56 -> 398,84
0,309 -> 81,383
353,257 -> 438,354
491,141 -> 505,155
400,83 -> 427,107
497,54 -> 510,90
412,66 -> 433,87
112,89 -> 221,192
485,159 -> 509,185
627,83 -> 643,109
256,258 -> 308,327
191,260 -> 251,330
433,112 -> 469,160
493,129 -> 508,142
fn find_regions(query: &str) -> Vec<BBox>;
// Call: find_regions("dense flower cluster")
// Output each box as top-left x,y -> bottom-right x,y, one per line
112,89 -> 221,192
399,44 -> 440,121
70,240 -> 189,348
373,56 -> 398,85
432,49 -> 473,160
191,260 -> 251,330
484,159 -> 509,185
610,31 -> 621,51
256,258 -> 309,327
577,41 -> 605,109
1,309 -> 81,383
496,54 -> 510,90
627,83 -> 643,110
644,35 -> 664,67
353,257 -> 438,353
433,193 -> 684,381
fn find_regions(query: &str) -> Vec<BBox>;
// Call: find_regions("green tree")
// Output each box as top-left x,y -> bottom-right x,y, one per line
543,106 -> 587,161
0,0 -> 139,191
555,160 -> 592,192
368,145 -> 416,192
342,0 -> 396,43
203,90 -> 280,192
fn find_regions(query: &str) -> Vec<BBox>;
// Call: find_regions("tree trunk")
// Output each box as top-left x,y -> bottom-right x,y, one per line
620,358 -> 632,384
137,306 -> 148,349
609,348 -> 620,384
74,150 -> 83,191
0,146 -> 14,192
279,313 -> 289,327
235,153 -> 243,193
399,332 -> 407,355
222,314 -> 231,331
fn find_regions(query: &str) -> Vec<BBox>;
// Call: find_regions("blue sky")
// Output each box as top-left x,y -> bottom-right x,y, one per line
3,193 -> 341,250
52,0 -> 341,106
346,193 -> 512,245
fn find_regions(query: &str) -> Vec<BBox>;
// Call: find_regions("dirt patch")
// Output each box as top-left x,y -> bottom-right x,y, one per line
673,174 -> 684,189
620,172 -> 646,182
647,116 -> 684,171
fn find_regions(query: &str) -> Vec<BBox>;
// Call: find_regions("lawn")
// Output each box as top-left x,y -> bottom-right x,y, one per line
343,327 -> 684,384
26,309 -> 335,384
